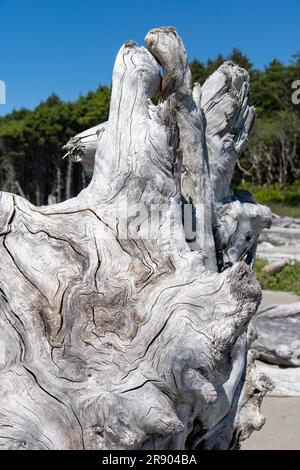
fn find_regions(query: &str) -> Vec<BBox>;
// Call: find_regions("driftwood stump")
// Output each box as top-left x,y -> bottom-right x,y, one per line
0,27 -> 273,450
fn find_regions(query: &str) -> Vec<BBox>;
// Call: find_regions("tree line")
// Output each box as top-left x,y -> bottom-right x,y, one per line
0,49 -> 299,205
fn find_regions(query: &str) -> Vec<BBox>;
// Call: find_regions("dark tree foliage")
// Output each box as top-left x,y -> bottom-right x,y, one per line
0,49 -> 299,205
0,87 -> 111,204
190,50 -> 300,189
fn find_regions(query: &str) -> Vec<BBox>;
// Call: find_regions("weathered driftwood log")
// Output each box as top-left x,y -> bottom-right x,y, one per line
63,123 -> 106,176
257,215 -> 300,262
0,27 -> 273,450
256,361 -> 300,396
258,241 -> 300,263
252,302 -> 300,367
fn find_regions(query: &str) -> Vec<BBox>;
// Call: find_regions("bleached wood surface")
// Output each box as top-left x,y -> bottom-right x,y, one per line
0,27 -> 273,450
257,215 -> 300,262
252,302 -> 300,367
256,362 -> 300,396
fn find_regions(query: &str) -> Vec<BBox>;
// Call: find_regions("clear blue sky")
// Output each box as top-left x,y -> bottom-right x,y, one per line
0,0 -> 299,116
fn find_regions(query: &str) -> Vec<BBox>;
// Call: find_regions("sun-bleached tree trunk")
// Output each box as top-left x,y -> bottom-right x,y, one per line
0,27 -> 273,450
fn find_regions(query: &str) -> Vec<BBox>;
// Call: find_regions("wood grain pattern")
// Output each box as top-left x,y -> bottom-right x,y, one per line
0,27 -> 273,450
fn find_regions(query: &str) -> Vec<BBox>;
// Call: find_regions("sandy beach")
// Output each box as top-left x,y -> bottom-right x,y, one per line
242,290 -> 300,450
241,397 -> 300,449
258,289 -> 299,311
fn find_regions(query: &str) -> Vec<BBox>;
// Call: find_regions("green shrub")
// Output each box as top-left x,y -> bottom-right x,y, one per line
251,186 -> 285,204
235,181 -> 300,217
284,180 -> 300,205
254,259 -> 300,296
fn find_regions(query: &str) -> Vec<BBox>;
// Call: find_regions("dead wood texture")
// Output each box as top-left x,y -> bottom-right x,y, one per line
0,27 -> 273,450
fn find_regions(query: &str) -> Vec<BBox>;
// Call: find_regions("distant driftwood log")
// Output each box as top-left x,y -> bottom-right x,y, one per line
0,27 -> 273,450
253,302 -> 300,367
258,215 -> 300,263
